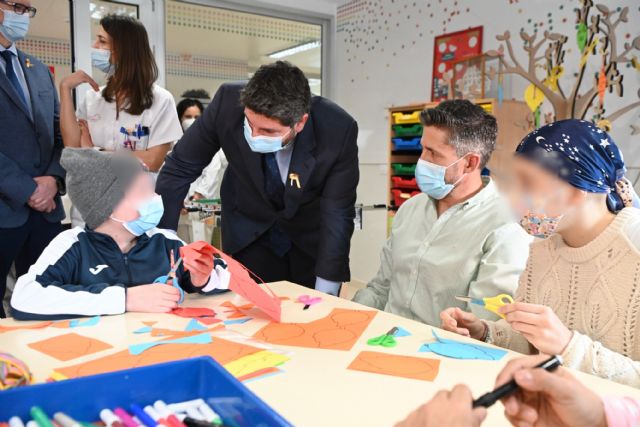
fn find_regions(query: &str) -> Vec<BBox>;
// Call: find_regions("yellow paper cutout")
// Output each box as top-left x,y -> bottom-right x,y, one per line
543,66 -> 564,92
223,350 -> 289,378
524,83 -> 545,112
580,37 -> 598,68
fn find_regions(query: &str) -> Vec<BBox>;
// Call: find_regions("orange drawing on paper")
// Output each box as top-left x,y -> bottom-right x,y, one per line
221,301 -> 254,319
28,332 -> 113,362
53,337 -> 261,379
347,351 -> 441,382
252,308 -> 377,350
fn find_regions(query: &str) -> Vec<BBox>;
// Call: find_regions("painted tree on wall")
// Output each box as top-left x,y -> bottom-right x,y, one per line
486,0 -> 640,130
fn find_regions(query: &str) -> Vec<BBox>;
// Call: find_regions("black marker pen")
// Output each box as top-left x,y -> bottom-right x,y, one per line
472,355 -> 563,408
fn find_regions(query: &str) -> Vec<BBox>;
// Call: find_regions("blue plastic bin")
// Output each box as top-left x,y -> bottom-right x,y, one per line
392,137 -> 422,151
0,357 -> 291,427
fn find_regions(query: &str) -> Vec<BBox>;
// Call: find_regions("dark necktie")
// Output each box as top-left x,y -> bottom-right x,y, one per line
1,50 -> 28,108
262,153 -> 291,257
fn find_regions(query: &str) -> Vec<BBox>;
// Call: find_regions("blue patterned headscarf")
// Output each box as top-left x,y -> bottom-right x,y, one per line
516,119 -> 637,213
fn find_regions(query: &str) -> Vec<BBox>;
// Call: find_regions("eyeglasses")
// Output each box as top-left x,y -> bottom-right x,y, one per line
0,0 -> 37,18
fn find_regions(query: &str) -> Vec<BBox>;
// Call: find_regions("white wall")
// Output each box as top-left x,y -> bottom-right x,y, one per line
335,0 -> 640,283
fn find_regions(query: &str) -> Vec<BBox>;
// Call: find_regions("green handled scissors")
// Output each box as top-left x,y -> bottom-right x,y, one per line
367,327 -> 399,348
455,294 -> 514,319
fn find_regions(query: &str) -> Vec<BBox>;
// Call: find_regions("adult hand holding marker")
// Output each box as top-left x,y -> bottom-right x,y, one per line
494,354 -> 607,427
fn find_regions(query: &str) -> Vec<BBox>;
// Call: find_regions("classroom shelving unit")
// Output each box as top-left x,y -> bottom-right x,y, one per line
387,99 -> 530,230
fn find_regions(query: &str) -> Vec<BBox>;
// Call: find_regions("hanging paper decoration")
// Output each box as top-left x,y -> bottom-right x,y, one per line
598,60 -> 607,106
534,106 -> 541,128
497,60 -> 504,106
576,22 -> 588,52
524,83 -> 544,112
544,66 -> 564,93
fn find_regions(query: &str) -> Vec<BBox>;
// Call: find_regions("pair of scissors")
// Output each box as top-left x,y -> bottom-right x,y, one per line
153,250 -> 185,304
455,294 -> 514,319
296,295 -> 322,310
367,327 -> 399,348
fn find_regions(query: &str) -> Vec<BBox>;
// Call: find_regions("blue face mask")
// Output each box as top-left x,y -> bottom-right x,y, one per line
111,194 -> 164,236
415,157 -> 467,200
0,10 -> 30,42
243,117 -> 293,153
91,48 -> 113,74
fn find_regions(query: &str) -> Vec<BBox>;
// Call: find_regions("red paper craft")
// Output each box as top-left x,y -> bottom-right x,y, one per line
212,247 -> 281,322
180,241 -> 215,271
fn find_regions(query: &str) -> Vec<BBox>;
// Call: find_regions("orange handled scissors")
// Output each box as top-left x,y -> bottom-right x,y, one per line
455,294 -> 514,319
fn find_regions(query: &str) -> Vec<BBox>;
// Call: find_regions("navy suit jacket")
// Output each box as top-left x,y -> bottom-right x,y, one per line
0,49 -> 65,228
157,83 -> 359,282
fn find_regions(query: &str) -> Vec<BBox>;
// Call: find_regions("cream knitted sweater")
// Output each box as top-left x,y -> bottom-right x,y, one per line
487,208 -> 640,387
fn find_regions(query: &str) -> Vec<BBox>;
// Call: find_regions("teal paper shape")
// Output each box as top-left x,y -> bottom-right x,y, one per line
69,315 -> 100,328
128,332 -> 212,355
419,330 -> 507,361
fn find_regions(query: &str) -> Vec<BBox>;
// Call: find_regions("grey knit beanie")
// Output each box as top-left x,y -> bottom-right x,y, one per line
60,148 -> 144,229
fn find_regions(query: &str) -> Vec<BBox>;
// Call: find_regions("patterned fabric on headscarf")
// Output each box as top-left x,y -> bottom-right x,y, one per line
515,119 -> 637,213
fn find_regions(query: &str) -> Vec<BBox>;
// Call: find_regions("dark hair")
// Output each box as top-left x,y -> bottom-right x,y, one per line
240,61 -> 311,127
100,14 -> 158,116
176,98 -> 204,120
420,100 -> 497,169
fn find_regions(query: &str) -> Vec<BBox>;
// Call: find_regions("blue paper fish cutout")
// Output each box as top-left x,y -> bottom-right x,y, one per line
419,330 -> 507,361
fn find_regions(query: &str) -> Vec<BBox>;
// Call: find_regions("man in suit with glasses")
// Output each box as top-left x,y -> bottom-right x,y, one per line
0,0 -> 66,317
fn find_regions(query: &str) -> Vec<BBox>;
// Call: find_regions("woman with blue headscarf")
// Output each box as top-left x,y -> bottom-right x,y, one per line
441,119 -> 640,387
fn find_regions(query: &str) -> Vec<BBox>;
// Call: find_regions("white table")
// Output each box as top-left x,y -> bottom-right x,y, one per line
1,281 -> 639,426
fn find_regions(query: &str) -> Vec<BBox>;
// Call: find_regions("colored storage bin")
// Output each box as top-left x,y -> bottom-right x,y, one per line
391,111 -> 421,125
392,137 -> 422,151
392,124 -> 423,137
391,189 -> 421,207
391,176 -> 418,189
0,357 -> 291,426
391,163 -> 417,176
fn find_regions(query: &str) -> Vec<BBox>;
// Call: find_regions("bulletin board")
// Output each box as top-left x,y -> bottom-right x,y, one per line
431,26 -> 484,102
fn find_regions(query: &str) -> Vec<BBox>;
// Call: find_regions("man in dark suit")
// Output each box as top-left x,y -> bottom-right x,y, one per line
157,61 -> 359,295
0,0 -> 66,317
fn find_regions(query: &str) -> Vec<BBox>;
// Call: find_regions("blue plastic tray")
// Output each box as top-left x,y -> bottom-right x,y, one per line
0,356 -> 291,427
392,137 -> 422,151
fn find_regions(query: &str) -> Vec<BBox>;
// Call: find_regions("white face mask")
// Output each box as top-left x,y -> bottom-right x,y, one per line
181,118 -> 196,131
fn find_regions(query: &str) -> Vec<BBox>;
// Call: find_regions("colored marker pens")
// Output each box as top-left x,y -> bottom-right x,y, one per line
197,402 -> 221,425
100,409 -> 124,427
143,406 -> 170,427
130,404 -> 158,427
153,401 -> 185,427
8,417 -> 25,427
53,413 -> 81,427
26,421 -> 38,427
30,407 -> 54,427
113,408 -> 139,427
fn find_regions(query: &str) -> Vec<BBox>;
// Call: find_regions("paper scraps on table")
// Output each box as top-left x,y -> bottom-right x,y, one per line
223,350 -> 289,378
223,318 -> 252,325
133,326 -> 153,334
184,319 -> 208,331
212,247 -> 281,322
347,351 -> 440,382
28,332 -> 113,361
69,316 -> 100,328
418,330 -> 507,361
253,308 -> 376,350
171,307 -> 217,318
150,325 -> 223,339
296,295 -> 322,310
221,301 -> 255,319
237,367 -> 283,383
0,321 -> 53,333
54,337 -> 262,379
128,332 -> 212,355
394,327 -> 411,337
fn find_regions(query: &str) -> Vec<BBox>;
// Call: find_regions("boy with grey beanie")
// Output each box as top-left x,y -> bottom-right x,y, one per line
10,148 -> 229,320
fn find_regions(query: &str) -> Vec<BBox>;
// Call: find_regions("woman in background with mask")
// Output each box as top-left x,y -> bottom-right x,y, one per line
59,14 -> 182,173
176,98 -> 228,202
441,119 -> 640,387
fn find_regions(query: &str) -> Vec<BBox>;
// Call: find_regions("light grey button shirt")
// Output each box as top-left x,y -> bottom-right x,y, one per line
353,177 -> 532,326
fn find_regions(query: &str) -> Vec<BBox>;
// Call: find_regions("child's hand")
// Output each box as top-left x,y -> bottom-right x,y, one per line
126,284 -> 181,312
440,307 -> 487,340
183,256 -> 213,287
499,302 -> 572,355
